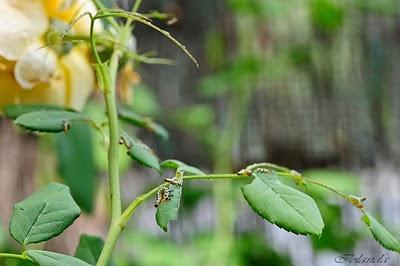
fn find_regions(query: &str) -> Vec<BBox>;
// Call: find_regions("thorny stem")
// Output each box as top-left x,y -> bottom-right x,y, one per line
91,5 -> 132,265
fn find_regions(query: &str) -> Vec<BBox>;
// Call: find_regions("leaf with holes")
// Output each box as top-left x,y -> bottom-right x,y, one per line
362,212 -> 400,252
121,132 -> 160,172
27,250 -> 90,266
160,159 -> 205,175
15,110 -> 89,133
74,234 -> 106,265
4,104 -> 74,120
241,172 -> 324,236
156,184 -> 183,232
9,183 -> 80,245
118,107 -> 169,140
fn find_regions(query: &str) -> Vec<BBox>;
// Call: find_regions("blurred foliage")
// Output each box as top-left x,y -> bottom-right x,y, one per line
132,84 -> 161,117
234,234 -> 293,266
311,0 -> 344,33
311,202 -> 360,251
303,169 -> 361,197
198,56 -> 263,97
116,232 -> 292,266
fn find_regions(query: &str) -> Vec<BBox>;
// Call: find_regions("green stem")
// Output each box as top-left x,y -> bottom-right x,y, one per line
132,0 -> 143,12
96,223 -> 122,266
248,163 -> 352,201
247,162 -> 291,173
0,253 -> 33,263
120,184 -> 165,223
302,177 -> 350,200
276,172 -> 350,200
95,3 -> 143,265
104,20 -> 132,225
92,0 -> 119,28
104,75 -> 121,223
96,26 -> 132,266
184,174 -> 241,180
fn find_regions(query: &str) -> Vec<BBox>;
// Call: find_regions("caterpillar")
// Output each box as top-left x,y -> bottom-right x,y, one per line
164,170 -> 184,186
255,168 -> 271,174
237,169 -> 252,176
154,186 -> 174,207
164,178 -> 182,186
62,121 -> 70,132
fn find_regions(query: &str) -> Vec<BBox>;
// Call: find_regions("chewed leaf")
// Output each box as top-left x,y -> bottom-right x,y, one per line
241,172 -> 324,236
156,184 -> 183,232
161,159 -> 205,175
27,250 -> 90,266
362,212 -> 400,252
9,183 -> 80,245
4,104 -> 74,120
121,132 -> 160,172
118,107 -> 169,140
15,110 -> 89,133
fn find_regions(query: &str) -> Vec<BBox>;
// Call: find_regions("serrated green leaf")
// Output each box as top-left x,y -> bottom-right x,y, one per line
121,132 -> 160,172
156,184 -> 183,232
118,107 -> 169,140
160,159 -> 205,175
56,124 -> 97,213
27,250 -> 90,266
362,212 -> 400,252
241,172 -> 324,236
4,104 -> 74,120
74,234 -> 104,265
9,183 -> 80,245
15,111 -> 89,133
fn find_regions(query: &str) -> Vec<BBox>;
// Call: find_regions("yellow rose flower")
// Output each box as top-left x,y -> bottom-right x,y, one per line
0,0 -> 98,112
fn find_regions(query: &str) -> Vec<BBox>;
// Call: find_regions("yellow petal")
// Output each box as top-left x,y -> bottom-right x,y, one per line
20,62 -> 67,106
0,0 -> 48,60
0,60 -> 69,112
44,0 -> 102,35
0,70 -> 20,111
60,47 -> 94,110
0,58 -> 15,72
71,0 -> 102,35
44,0 -> 79,21
14,42 -> 58,89
43,0 -> 69,16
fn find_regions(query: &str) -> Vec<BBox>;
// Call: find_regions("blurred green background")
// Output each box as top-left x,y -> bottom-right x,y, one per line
1,0 -> 400,265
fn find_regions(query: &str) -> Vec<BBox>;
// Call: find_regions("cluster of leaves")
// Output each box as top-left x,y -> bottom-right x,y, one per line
4,104 -> 166,203
2,103 -> 399,266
